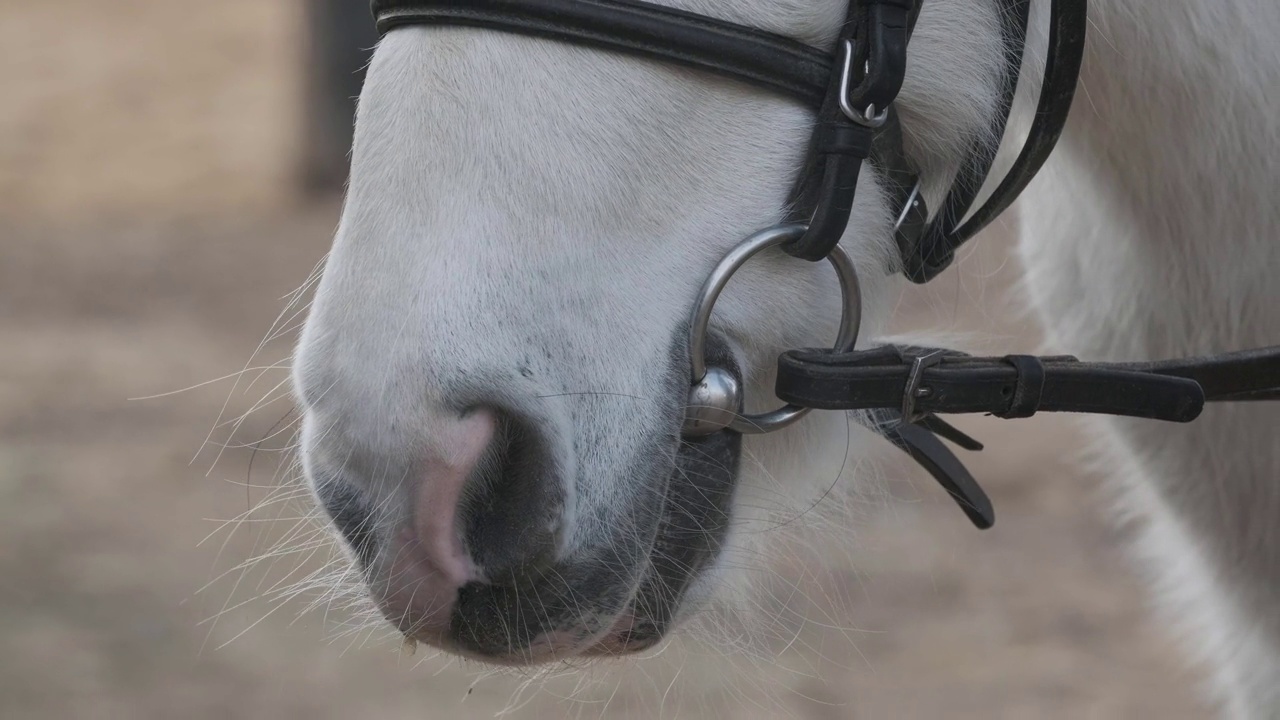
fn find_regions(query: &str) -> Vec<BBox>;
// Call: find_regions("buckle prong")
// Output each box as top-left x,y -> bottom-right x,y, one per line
902,350 -> 948,424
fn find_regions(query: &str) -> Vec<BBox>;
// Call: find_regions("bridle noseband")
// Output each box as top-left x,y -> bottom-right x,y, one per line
372,0 -> 1280,530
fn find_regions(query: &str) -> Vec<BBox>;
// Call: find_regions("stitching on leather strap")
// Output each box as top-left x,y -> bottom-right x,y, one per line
1001,354 -> 1045,418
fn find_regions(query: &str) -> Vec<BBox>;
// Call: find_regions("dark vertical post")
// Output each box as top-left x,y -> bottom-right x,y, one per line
300,0 -> 380,194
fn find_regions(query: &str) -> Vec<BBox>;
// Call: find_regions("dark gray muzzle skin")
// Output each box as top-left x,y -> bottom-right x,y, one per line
614,425 -> 740,650
312,332 -> 744,660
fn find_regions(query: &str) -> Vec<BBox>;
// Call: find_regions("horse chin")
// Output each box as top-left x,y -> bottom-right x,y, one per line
557,424 -> 744,662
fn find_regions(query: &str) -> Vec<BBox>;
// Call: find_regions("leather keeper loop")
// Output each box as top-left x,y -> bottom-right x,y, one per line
816,123 -> 875,158
1000,354 -> 1046,418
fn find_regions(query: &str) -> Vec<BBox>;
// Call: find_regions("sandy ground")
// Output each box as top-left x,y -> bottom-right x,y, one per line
1,2 -> 1212,718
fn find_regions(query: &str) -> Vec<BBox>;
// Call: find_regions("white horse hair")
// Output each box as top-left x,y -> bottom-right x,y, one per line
291,0 -> 1280,715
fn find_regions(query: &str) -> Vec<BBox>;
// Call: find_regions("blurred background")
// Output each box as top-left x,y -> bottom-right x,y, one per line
0,2 -> 1210,718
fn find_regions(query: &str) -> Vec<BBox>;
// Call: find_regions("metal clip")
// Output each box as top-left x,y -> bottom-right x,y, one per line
838,40 -> 890,128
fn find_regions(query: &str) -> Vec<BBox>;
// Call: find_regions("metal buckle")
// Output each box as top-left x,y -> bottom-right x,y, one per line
838,40 -> 890,128
901,349 -> 948,425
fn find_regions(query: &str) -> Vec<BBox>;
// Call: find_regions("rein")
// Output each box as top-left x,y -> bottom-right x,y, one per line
371,0 -> 1280,530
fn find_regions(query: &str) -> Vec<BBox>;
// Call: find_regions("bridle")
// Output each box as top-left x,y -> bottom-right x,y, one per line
372,0 -> 1280,530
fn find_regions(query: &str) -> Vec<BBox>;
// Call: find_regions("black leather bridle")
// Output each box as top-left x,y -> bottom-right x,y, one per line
372,0 -> 1080,281
371,0 -> 1280,530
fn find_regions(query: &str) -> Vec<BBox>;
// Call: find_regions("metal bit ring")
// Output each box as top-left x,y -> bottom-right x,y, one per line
684,223 -> 864,436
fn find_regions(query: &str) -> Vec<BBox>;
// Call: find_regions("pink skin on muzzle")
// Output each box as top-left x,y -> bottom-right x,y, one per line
378,410 -> 497,640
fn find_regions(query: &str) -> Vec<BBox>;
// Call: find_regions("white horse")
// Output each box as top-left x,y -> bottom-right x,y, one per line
291,0 -> 1280,715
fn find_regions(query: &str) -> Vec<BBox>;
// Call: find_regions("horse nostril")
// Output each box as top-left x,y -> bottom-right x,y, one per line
316,480 -> 378,569
459,413 -> 565,583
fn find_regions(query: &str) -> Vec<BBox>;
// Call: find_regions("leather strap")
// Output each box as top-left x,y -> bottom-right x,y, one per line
1001,354 -> 1046,418
905,0 -> 1089,282
871,408 -> 995,529
781,1 -> 915,261
899,0 -> 1029,281
372,0 -> 832,108
787,343 -> 1278,530
776,344 -> 1280,421
1116,346 -> 1280,403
